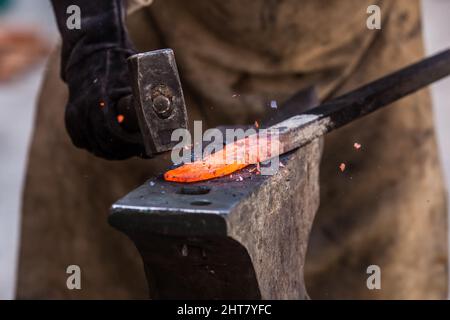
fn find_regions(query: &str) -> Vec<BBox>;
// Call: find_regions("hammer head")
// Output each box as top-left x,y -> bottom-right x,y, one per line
128,49 -> 188,157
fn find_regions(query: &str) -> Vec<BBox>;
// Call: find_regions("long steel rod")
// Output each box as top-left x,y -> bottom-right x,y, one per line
273,49 -> 450,153
164,50 -> 450,182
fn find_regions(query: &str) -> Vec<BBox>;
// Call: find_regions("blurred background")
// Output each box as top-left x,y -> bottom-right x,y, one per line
0,0 -> 56,300
0,0 -> 449,300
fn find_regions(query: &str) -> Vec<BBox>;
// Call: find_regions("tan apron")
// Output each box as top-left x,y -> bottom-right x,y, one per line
17,0 -> 447,299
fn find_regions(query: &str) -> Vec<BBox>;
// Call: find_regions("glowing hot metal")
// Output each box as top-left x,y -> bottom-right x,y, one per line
165,49 -> 450,183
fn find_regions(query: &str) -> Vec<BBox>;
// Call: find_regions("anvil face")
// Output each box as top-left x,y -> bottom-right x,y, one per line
110,154 -> 291,236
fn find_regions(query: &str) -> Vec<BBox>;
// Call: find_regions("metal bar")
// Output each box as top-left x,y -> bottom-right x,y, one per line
164,50 -> 450,183
273,49 -> 450,154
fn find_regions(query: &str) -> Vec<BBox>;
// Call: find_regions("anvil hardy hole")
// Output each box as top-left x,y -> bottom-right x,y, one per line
190,200 -> 212,206
178,186 -> 211,195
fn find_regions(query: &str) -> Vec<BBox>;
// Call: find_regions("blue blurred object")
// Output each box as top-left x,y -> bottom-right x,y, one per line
0,0 -> 12,12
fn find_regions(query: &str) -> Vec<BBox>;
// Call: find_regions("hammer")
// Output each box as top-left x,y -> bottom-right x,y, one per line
116,49 -> 188,157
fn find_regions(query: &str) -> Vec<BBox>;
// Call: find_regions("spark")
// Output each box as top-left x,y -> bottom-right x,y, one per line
339,163 -> 346,172
117,114 -> 125,123
181,244 -> 188,257
254,120 -> 259,129
270,100 -> 278,109
353,142 -> 362,150
99,101 -> 105,108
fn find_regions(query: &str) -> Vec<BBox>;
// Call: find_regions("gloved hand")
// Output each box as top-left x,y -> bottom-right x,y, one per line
51,0 -> 146,159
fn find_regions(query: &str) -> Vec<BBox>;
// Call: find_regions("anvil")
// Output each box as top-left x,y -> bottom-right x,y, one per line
109,49 -> 450,299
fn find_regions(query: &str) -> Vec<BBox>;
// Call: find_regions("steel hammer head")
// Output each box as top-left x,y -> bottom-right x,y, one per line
128,49 -> 188,157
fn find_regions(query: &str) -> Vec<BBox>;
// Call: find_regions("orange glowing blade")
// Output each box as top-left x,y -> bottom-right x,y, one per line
164,133 -> 281,183
168,50 -> 450,182
164,163 -> 249,183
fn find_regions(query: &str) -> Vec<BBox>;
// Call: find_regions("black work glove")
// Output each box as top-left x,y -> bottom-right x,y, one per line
51,0 -> 145,159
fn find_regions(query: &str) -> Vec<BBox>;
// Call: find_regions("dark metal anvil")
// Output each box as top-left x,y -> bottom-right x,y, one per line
109,50 -> 450,299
